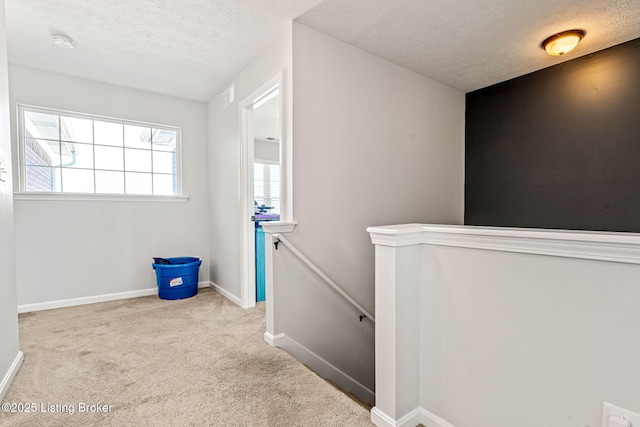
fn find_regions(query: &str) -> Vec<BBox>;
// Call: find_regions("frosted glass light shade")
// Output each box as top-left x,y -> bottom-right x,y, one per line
542,30 -> 585,56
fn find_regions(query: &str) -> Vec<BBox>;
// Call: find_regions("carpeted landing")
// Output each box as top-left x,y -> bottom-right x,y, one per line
1,288 -> 374,426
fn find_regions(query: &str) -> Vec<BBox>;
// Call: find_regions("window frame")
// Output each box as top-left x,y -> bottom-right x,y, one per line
16,104 -> 186,201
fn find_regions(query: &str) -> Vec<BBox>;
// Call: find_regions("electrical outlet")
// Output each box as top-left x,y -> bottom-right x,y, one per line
603,402 -> 640,427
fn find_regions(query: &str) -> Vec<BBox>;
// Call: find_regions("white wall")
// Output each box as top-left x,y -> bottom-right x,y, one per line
0,0 -> 21,399
255,139 -> 279,163
9,65 -> 210,306
423,247 -> 640,427
207,23 -> 292,297
369,224 -> 640,427
270,23 -> 465,402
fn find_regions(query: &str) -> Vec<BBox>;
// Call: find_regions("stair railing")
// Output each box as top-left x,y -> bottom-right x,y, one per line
272,234 -> 375,323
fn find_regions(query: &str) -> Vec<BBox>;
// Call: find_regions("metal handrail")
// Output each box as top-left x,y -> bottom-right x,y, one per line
272,234 -> 375,323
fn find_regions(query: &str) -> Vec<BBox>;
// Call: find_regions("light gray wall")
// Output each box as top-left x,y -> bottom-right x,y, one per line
272,23 -> 465,396
254,139 -> 279,163
0,0 -> 20,396
9,65 -> 210,305
420,245 -> 640,427
207,23 -> 292,296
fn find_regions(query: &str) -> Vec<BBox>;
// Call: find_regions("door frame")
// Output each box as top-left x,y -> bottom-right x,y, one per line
238,73 -> 284,309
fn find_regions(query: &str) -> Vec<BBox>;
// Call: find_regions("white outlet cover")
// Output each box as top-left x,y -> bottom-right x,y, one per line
603,402 -> 640,427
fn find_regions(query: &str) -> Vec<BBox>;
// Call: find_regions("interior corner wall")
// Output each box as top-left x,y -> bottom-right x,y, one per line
207,23 -> 292,299
0,0 -> 21,397
273,22 -> 465,396
465,37 -> 640,232
9,65 -> 210,306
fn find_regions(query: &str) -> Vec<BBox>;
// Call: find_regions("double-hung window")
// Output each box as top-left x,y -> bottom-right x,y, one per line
18,105 -> 181,196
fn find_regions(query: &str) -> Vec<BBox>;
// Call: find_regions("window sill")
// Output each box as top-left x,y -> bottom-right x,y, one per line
13,192 -> 190,203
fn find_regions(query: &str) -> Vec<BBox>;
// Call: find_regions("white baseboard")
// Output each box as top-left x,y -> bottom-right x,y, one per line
198,281 -> 211,289
421,408 -> 456,427
0,351 -> 24,402
209,281 -> 242,307
263,331 -> 285,346
273,333 -> 375,406
18,281 -> 211,313
371,407 -> 421,427
371,406 -> 456,427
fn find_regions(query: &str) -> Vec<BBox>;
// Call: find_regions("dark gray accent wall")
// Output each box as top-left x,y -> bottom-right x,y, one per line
465,37 -> 640,232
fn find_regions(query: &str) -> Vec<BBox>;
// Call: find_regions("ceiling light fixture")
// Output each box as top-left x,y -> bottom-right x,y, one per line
52,34 -> 75,49
541,30 -> 585,56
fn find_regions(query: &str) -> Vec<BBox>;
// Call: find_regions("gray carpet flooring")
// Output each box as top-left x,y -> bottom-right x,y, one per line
0,288 -> 373,426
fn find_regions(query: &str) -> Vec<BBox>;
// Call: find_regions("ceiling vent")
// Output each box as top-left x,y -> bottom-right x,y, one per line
221,83 -> 235,110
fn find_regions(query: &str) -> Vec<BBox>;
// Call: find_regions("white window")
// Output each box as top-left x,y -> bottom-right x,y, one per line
254,162 -> 280,215
18,105 -> 181,196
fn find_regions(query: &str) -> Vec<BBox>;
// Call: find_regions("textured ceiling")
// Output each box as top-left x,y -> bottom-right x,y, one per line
6,1 -> 640,102
5,0 -> 325,102
296,0 -> 640,93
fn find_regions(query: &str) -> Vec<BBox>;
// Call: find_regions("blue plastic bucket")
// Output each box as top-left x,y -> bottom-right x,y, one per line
152,257 -> 202,300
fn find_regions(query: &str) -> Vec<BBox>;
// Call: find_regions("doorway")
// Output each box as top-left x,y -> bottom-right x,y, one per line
251,89 -> 280,303
239,75 -> 283,309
